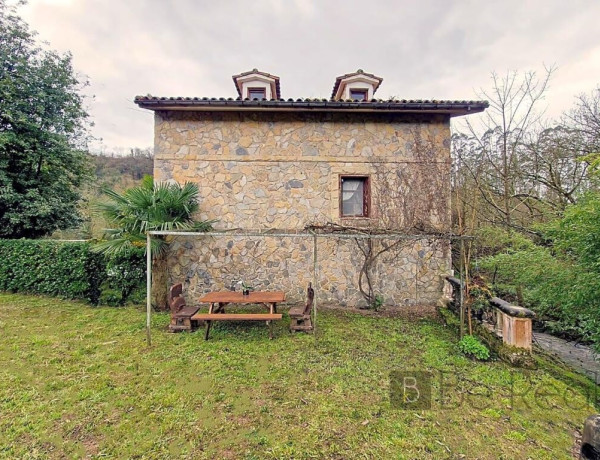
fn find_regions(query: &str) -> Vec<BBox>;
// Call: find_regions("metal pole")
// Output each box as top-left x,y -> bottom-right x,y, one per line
312,233 -> 318,336
459,238 -> 465,338
146,232 -> 152,347
147,230 -> 475,241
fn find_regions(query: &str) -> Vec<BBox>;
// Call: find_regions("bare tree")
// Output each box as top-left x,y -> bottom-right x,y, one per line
566,87 -> 600,150
454,79 -> 600,236
521,125 -> 590,210
564,87 -> 600,178
456,68 -> 555,233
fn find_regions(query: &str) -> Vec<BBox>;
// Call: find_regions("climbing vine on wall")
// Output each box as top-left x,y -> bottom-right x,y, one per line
306,125 -> 453,308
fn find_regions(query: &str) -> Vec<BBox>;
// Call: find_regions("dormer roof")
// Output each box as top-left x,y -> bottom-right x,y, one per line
331,69 -> 383,100
232,68 -> 281,100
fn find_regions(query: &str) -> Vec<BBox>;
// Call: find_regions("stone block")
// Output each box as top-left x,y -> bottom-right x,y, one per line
582,415 -> 600,459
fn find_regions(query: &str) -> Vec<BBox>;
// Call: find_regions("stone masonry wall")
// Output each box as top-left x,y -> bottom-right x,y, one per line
155,111 -> 452,306
168,235 -> 449,307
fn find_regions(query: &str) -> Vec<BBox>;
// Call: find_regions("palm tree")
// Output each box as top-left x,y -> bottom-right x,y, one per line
95,176 -> 213,310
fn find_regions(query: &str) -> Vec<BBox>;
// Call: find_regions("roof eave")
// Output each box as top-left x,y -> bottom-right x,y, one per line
134,100 -> 487,116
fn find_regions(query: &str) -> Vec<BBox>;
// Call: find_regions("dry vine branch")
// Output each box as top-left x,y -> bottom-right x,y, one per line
305,125 -> 455,308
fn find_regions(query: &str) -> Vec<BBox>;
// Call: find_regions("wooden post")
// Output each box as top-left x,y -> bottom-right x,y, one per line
459,238 -> 465,338
312,233 -> 318,336
146,232 -> 152,347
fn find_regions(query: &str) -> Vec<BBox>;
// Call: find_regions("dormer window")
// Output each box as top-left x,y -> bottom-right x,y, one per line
232,69 -> 281,100
349,89 -> 368,101
248,88 -> 266,101
331,69 -> 383,101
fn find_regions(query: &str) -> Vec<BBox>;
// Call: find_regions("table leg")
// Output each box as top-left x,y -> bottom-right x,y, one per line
205,302 -> 214,340
268,302 -> 275,339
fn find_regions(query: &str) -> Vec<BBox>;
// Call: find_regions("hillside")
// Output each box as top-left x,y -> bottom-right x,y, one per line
50,149 -> 154,240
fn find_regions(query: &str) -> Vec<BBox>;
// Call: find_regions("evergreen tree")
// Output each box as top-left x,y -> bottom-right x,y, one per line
0,1 -> 90,238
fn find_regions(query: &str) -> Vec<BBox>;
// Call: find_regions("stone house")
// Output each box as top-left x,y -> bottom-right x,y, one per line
135,69 -> 486,307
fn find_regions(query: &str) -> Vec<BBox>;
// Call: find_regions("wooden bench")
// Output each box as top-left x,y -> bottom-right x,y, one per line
289,283 -> 314,332
168,283 -> 201,333
192,313 -> 282,321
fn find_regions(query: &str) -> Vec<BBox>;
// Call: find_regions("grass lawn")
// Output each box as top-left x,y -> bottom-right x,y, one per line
0,294 -> 596,459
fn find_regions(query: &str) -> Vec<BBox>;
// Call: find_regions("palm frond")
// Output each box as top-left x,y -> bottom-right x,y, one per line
93,179 -> 214,257
192,219 -> 217,231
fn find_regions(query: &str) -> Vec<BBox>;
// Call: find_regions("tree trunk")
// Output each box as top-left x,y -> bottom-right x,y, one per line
151,252 -> 169,311
502,113 -> 513,234
516,284 -> 524,307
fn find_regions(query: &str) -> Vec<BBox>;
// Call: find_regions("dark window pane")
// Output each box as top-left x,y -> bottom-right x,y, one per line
349,89 -> 367,101
248,89 -> 266,100
342,178 -> 365,216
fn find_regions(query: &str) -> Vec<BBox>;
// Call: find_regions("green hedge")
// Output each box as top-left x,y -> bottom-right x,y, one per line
0,240 -> 145,305
103,248 -> 147,306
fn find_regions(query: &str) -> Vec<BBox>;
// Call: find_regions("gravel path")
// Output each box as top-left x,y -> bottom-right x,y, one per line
534,331 -> 600,384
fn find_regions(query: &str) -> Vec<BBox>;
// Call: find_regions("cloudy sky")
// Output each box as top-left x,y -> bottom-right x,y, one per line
17,0 -> 600,152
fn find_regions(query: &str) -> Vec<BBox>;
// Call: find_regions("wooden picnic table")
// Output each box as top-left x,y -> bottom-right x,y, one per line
191,291 -> 285,340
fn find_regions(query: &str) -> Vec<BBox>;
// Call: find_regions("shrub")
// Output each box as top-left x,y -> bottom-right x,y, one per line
458,335 -> 490,361
467,282 -> 493,318
372,294 -> 384,311
0,240 -> 106,303
471,226 -> 535,260
475,195 -> 600,348
0,240 -> 145,305
104,248 -> 146,305
480,247 -> 593,326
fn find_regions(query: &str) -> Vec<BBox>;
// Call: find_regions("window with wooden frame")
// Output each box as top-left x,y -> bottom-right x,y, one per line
340,176 -> 370,217
248,87 -> 266,100
349,88 -> 368,101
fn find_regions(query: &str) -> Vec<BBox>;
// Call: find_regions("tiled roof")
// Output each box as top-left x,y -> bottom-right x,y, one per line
331,69 -> 383,99
231,68 -> 281,99
134,96 -> 488,116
